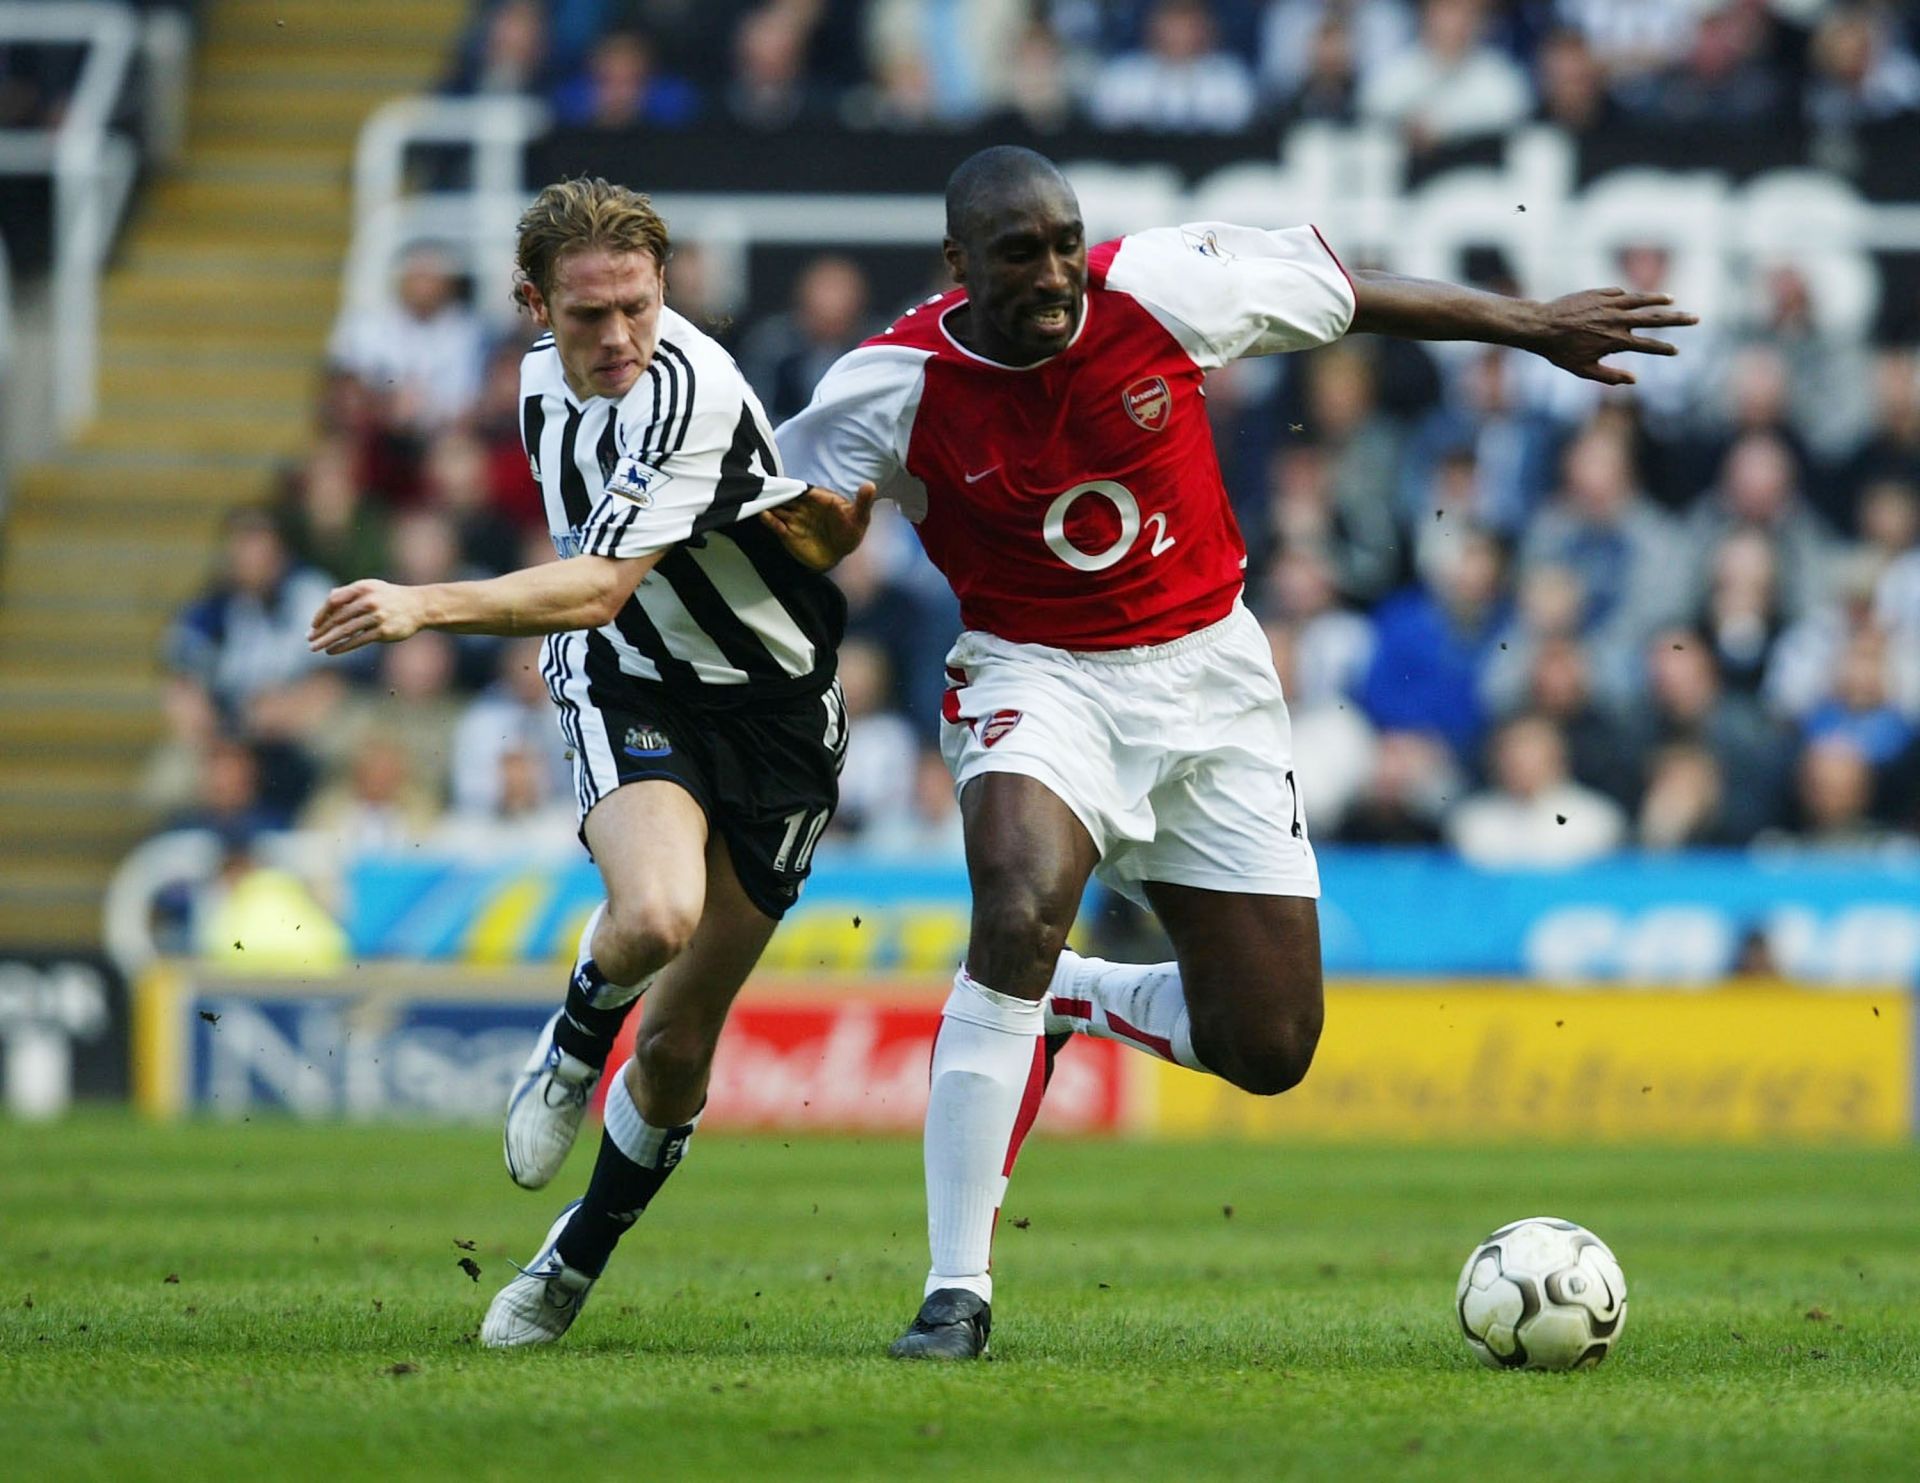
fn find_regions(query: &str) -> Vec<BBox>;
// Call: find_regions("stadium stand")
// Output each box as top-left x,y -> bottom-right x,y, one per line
0,0 -> 467,945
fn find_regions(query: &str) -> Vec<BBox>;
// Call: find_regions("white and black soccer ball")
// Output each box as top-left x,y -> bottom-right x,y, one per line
1455,1217 -> 1627,1371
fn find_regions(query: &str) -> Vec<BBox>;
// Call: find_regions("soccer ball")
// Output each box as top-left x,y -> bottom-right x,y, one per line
1455,1217 -> 1627,1371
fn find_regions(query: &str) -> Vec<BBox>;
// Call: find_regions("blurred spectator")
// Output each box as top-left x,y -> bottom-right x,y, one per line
1785,735 -> 1897,847
1446,713 -> 1627,866
1276,346 -> 1403,602
387,509 -> 504,686
1553,0 -> 1701,83
318,633 -> 469,806
166,509 -> 333,720
421,428 -> 524,576
989,21 -> 1080,132
1691,430 -> 1836,624
738,255 -> 872,424
1403,348 -> 1562,538
1518,424 -> 1690,687
1693,526 -> 1789,697
1359,526 -> 1510,766
432,741 -> 581,861
1259,0 -> 1413,109
863,747 -> 966,857
829,638 -> 918,836
1801,629 -> 1916,767
553,28 -> 700,128
327,245 -> 486,434
450,637 -> 570,817
1087,0 -> 1259,133
1279,13 -> 1362,122
446,0 -> 551,98
865,0 -> 1033,125
1256,546 -> 1375,704
1768,551 -> 1920,721
279,436 -> 390,584
471,338 -> 548,530
1836,349 -> 1920,511
1629,626 -> 1790,842
1637,741 -> 1731,849
165,737 -> 280,840
299,731 -> 442,854
1533,26 -> 1621,136
1731,272 -> 1873,479
1358,0 -> 1532,149
727,3 -> 821,129
1859,477 -> 1920,573
1265,618 -> 1377,832
1617,1 -> 1784,127
1509,635 -> 1640,808
1335,729 -> 1457,844
1805,3 -> 1920,130
1481,561 -> 1594,711
193,835 -> 350,975
834,505 -> 961,730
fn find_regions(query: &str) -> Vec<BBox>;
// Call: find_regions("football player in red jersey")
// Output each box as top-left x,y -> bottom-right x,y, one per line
773,146 -> 1695,1359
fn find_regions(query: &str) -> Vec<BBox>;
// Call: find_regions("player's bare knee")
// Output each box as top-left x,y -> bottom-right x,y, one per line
1225,1007 -> 1323,1097
633,1020 -> 717,1095
596,896 -> 700,983
966,895 -> 1069,996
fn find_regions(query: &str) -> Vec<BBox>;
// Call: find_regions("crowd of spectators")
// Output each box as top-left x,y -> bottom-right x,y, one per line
438,0 -> 1920,156
140,0 -> 1920,897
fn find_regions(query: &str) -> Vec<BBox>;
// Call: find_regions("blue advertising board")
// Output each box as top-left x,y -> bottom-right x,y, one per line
341,847 -> 1920,985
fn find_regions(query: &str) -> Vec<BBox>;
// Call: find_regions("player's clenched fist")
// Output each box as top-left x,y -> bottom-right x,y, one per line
307,579 -> 428,655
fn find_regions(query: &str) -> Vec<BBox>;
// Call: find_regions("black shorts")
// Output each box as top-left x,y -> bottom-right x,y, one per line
563,682 -> 847,919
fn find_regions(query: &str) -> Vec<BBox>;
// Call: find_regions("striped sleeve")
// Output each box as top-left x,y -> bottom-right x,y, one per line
578,341 -> 808,560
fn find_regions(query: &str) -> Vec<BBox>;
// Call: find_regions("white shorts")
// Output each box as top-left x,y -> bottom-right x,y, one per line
939,602 -> 1319,906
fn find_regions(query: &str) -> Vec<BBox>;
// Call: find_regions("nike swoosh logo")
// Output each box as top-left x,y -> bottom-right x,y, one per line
964,465 -> 1000,484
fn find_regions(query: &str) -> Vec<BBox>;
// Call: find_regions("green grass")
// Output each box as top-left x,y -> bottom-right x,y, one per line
3,1118 -> 1918,1481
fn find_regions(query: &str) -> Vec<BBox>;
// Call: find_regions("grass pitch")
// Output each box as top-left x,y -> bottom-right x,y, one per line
3,1117 -> 1917,1481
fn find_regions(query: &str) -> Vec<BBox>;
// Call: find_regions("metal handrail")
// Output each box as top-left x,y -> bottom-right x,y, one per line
0,2 -> 159,434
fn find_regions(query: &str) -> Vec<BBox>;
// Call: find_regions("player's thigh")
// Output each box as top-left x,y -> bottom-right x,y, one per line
1144,882 -> 1324,1092
582,778 -> 711,948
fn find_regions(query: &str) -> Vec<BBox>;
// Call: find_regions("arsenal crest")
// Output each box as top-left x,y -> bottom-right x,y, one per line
977,709 -> 1023,747
1123,375 -> 1171,432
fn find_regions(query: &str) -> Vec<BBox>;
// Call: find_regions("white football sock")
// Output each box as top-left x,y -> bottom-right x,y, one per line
1043,947 -> 1207,1072
921,968 -> 1046,1304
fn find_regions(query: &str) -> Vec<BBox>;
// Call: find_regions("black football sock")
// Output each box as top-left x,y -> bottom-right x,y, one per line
552,960 -> 637,1068
554,1073 -> 697,1277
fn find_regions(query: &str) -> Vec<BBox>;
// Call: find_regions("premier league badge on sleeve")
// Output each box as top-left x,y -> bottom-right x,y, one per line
606,454 -> 670,507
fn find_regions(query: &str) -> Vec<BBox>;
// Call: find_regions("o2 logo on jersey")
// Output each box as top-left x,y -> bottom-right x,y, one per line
1042,480 -> 1175,572
1123,376 -> 1171,432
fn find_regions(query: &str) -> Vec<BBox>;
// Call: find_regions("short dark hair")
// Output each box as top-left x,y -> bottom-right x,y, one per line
944,146 -> 1072,241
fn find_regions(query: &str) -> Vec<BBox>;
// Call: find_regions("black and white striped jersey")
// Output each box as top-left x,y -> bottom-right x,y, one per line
520,306 -> 846,707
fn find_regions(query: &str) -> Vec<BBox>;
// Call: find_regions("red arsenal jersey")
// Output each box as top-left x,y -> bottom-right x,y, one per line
776,222 -> 1355,650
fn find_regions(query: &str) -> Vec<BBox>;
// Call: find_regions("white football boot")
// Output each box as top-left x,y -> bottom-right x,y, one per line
503,1010 -> 601,1189
481,1200 -> 597,1348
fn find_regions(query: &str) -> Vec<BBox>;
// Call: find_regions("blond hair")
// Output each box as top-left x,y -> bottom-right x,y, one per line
513,177 -> 670,306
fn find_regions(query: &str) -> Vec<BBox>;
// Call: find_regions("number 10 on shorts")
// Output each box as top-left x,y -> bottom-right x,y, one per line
773,808 -> 831,874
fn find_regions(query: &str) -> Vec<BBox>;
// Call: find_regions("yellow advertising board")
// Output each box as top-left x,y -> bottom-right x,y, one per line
1138,982 -> 1911,1143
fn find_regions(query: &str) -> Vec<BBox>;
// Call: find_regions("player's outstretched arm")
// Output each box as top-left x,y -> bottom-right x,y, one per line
1347,270 -> 1698,386
307,552 -> 661,656
761,483 -> 877,571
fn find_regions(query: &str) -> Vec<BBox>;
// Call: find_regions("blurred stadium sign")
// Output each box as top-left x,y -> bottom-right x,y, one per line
333,849 -> 1920,987
1145,984 -> 1912,1145
129,965 -> 1910,1143
0,953 -> 128,1118
130,964 -> 1123,1134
